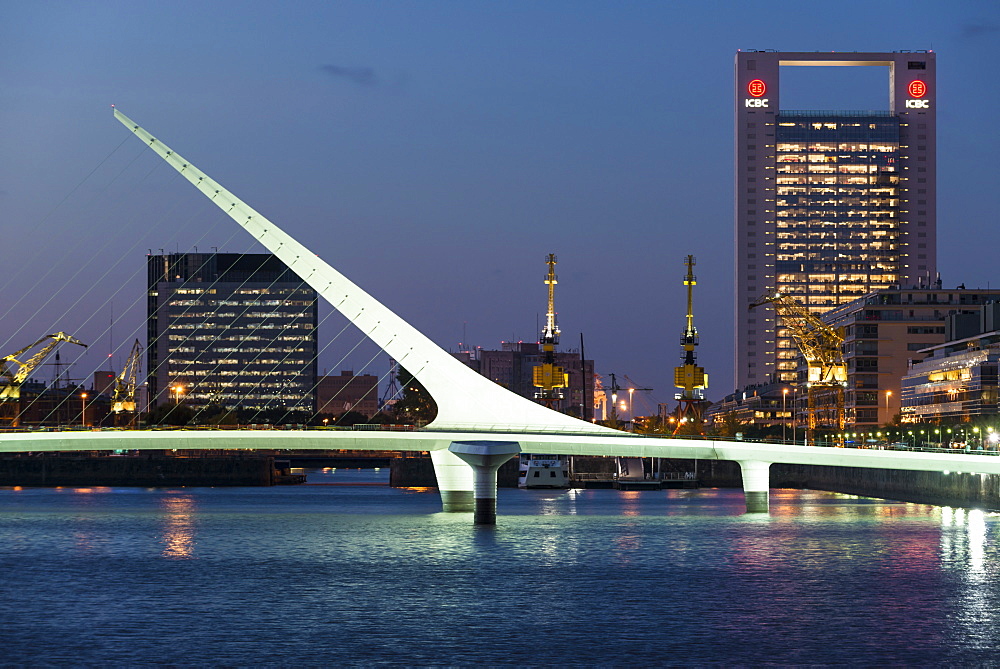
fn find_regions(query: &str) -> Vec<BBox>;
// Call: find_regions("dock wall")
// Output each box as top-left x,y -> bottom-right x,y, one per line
771,463 -> 1000,510
390,455 -> 519,488
668,459 -> 1000,510
0,454 -> 278,487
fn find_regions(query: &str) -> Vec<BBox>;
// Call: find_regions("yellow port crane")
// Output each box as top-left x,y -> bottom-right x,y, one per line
0,332 -> 87,427
532,253 -> 568,408
673,255 -> 708,433
749,290 -> 847,443
112,339 -> 144,424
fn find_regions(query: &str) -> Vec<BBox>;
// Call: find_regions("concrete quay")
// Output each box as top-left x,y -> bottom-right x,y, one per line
0,453 -> 295,487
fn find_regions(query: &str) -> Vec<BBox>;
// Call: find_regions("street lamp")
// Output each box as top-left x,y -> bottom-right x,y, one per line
172,384 -> 185,405
782,388 -> 789,443
791,387 -> 799,445
80,392 -> 87,427
885,390 -> 892,421
628,388 -> 635,421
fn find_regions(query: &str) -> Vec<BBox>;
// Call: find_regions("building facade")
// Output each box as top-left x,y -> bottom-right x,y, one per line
736,50 -> 937,388
817,287 -> 1000,428
455,342 -> 595,419
901,304 -> 1000,423
147,253 -> 318,413
316,371 -> 379,418
704,382 -> 797,437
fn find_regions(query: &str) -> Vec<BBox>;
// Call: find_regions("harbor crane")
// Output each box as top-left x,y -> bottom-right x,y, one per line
749,290 -> 847,444
532,254 -> 568,408
673,255 -> 708,433
112,339 -> 143,425
1,332 -> 87,427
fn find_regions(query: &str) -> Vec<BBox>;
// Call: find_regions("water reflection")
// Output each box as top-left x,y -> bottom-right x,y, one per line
537,490 -> 571,516
160,493 -> 196,559
967,509 -> 986,575
937,506 -> 1000,647
564,487 -> 580,515
67,487 -> 115,553
620,490 -> 641,517
612,518 -> 642,565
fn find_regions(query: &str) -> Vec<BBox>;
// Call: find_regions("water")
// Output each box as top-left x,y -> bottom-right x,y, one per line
2,469 -> 1000,666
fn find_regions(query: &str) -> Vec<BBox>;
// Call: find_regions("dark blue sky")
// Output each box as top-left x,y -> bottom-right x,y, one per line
1,1 -> 997,411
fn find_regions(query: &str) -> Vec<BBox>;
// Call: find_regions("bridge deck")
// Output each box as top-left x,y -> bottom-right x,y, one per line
3,429 -> 1000,478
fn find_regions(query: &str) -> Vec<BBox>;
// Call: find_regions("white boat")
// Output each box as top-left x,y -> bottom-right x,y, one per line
518,455 -> 569,489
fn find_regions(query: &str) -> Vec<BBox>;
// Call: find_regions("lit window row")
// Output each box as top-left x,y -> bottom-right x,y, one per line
776,142 -> 897,153
776,176 -> 900,185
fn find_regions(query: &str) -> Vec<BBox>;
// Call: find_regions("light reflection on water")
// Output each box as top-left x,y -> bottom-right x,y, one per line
1,474 -> 1000,665
160,494 -> 196,559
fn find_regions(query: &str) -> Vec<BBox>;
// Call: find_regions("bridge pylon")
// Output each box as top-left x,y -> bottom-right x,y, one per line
448,441 -> 521,524
739,460 -> 772,513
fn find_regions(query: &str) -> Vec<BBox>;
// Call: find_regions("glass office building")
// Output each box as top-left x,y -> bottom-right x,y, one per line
147,253 -> 318,413
735,51 -> 936,388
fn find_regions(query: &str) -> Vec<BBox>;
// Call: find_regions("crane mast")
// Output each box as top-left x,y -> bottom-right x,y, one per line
748,290 -> 847,443
673,255 -> 707,433
112,339 -> 144,425
0,332 -> 87,427
533,253 -> 568,407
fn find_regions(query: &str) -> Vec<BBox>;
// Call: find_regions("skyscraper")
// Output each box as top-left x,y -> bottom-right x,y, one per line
735,51 -> 936,388
147,253 -> 318,413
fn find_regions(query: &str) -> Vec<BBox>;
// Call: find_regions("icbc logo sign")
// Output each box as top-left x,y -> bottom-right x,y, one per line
908,80 -> 927,98
745,79 -> 769,107
906,79 -> 931,108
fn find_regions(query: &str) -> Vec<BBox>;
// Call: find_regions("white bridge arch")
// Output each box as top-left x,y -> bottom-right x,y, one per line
113,109 -> 618,437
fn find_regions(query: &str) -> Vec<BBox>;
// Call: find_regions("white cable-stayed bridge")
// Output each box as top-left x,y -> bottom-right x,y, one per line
3,109 -> 998,523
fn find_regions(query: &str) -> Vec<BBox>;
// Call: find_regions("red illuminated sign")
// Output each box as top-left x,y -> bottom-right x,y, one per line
908,80 -> 927,98
747,79 -> 766,97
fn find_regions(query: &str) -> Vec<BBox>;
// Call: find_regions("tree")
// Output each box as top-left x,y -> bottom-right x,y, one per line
709,411 -> 743,439
145,402 -> 194,426
391,366 -> 437,426
333,410 -> 369,427
634,415 -> 669,435
198,408 -> 240,425
365,412 -> 396,425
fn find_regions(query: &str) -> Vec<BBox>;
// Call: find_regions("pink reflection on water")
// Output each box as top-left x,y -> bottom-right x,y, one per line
160,494 -> 196,559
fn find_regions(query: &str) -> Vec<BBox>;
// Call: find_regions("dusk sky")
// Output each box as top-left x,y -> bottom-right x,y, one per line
1,1 -> 998,412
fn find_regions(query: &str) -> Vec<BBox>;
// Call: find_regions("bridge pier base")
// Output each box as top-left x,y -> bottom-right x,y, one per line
738,460 -> 771,513
430,449 -> 475,511
447,441 -> 521,525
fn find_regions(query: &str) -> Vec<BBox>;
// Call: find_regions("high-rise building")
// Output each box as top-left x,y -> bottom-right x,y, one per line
735,51 -> 936,388
147,253 -> 318,413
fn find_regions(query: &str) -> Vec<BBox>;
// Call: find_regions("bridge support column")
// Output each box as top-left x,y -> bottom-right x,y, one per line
447,441 -> 521,525
430,449 -> 475,511
738,460 -> 771,513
